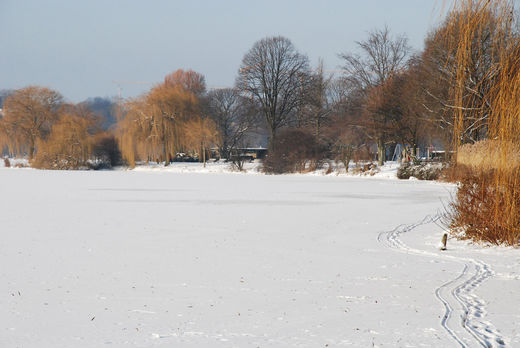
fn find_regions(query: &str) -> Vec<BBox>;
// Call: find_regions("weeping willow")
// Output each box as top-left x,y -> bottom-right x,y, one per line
117,83 -> 203,168
445,0 -> 520,244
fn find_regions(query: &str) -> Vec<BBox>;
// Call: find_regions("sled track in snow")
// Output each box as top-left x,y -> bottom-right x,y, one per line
378,215 -> 506,347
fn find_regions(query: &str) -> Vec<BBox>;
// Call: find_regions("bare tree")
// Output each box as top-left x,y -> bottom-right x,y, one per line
323,78 -> 369,172
389,58 -> 437,161
340,26 -> 410,90
340,26 -> 410,165
303,61 -> 335,138
236,36 -> 310,151
207,88 -> 257,159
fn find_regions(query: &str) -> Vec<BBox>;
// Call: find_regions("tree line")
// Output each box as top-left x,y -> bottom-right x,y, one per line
0,0 -> 518,175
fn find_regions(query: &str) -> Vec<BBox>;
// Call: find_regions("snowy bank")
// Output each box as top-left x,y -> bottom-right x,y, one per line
126,160 -> 402,180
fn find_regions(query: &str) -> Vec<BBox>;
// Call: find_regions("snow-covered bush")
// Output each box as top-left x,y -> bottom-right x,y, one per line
397,163 -> 444,180
350,162 -> 379,176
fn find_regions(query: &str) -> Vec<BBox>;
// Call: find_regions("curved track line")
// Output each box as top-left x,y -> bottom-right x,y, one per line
435,263 -> 470,347
378,215 -> 506,347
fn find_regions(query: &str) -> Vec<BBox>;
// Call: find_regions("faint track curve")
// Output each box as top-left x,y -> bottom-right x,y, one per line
435,263 -> 469,347
378,215 -> 506,347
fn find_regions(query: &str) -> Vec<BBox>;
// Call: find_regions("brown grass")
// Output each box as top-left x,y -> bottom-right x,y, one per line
457,140 -> 520,172
448,165 -> 520,245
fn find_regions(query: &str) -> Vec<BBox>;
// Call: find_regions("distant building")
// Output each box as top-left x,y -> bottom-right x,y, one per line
238,147 -> 268,160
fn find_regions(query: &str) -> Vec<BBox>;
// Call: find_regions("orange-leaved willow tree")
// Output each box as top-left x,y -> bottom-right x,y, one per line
117,80 -> 212,168
444,0 -> 520,245
183,116 -> 219,168
32,109 -> 98,169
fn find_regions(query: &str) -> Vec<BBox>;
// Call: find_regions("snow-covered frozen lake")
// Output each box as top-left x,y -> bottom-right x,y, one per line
1,168 -> 519,347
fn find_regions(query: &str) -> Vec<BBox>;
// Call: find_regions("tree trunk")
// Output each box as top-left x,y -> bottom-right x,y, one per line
377,138 -> 385,166
163,141 -> 169,166
343,146 -> 353,173
268,127 -> 277,153
221,139 -> 229,160
28,138 -> 35,160
202,141 -> 206,168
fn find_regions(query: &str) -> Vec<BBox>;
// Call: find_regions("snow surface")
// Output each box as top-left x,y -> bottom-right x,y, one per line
1,165 -> 519,347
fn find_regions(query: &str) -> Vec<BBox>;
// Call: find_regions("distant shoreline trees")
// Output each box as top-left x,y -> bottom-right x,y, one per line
339,26 -> 411,166
236,36 -> 310,152
0,0 -> 518,178
0,87 -> 120,169
1,86 -> 63,159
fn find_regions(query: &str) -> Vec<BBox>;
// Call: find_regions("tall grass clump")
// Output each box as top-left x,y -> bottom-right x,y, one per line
457,140 -> 520,172
445,0 -> 520,245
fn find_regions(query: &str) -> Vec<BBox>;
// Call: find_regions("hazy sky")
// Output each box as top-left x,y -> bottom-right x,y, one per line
0,0 -> 454,102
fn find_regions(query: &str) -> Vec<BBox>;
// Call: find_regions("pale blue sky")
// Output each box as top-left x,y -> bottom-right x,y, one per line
0,0 -> 454,102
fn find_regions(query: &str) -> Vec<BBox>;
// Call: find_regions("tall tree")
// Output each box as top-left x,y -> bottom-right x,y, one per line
440,0 -> 520,245
303,61 -> 334,138
323,77 -> 369,172
236,36 -> 310,151
118,83 -> 199,167
393,58 -> 438,159
340,26 -> 410,165
207,88 -> 257,159
420,1 -> 513,147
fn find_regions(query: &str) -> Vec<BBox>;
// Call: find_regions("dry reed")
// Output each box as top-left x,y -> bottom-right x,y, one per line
457,140 -> 520,172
